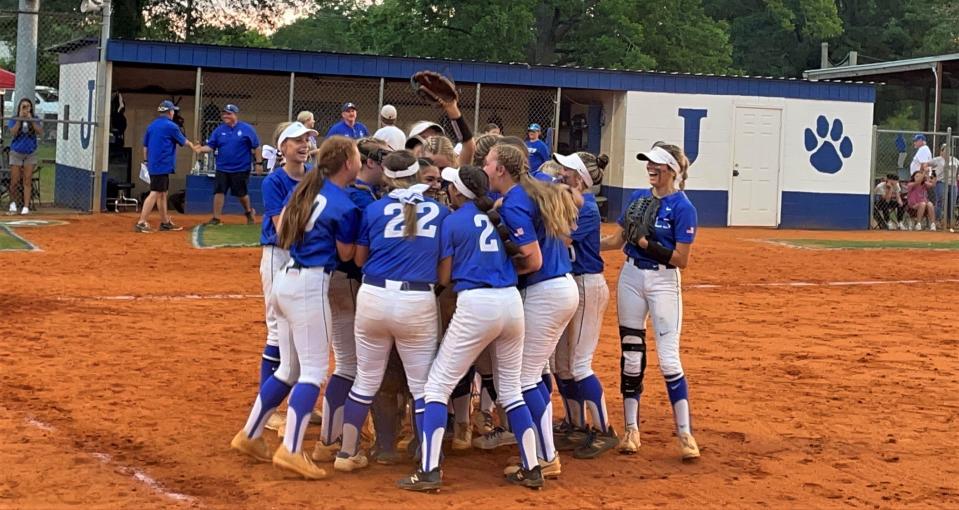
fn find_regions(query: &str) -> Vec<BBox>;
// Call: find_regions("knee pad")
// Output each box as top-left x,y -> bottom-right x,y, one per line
619,326 -> 646,396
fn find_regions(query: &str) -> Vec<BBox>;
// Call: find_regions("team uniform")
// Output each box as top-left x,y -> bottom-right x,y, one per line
326,120 -> 370,140
143,116 -> 187,192
525,139 -> 551,173
207,121 -> 260,198
234,179 -> 360,474
617,188 -> 698,454
498,183 -> 578,469
338,184 -> 449,468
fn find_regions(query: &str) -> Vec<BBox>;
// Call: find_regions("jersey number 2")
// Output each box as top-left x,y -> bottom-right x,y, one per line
304,194 -> 329,231
384,202 -> 440,238
474,214 -> 499,252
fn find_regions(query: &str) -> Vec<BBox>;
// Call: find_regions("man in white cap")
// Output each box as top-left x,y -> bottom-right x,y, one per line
373,105 -> 406,151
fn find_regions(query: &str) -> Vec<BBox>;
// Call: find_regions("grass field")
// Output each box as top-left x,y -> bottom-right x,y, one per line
0,225 -> 34,251
191,223 -> 261,248
777,238 -> 959,250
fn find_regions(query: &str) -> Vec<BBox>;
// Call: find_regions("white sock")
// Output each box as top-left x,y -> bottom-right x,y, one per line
624,397 -> 639,429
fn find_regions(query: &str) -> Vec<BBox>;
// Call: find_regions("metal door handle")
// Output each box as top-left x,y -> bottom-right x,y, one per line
732,169 -> 740,177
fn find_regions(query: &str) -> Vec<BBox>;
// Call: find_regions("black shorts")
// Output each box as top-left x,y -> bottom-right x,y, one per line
214,170 -> 250,198
149,174 -> 170,193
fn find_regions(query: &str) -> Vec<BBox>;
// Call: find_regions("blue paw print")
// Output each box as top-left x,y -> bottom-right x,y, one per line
804,116 -> 853,174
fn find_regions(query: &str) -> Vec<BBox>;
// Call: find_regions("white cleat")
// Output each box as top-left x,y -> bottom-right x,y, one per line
451,422 -> 472,451
333,452 -> 370,472
618,426 -> 640,455
679,432 -> 701,460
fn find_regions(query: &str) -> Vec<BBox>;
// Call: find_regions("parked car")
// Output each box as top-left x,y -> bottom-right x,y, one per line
2,86 -> 59,118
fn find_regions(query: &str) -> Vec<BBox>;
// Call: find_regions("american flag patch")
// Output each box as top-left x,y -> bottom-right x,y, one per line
514,227 -> 525,237
686,227 -> 696,234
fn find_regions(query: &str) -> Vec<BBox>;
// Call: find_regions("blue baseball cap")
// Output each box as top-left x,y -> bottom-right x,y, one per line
913,133 -> 926,142
157,100 -> 179,112
223,104 -> 240,114
528,123 -> 542,132
342,102 -> 357,112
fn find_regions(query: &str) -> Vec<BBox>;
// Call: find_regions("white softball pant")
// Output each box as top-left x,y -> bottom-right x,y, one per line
328,271 -> 359,379
554,273 -> 610,381
352,283 -> 439,399
424,288 -> 525,406
617,262 -> 684,377
272,265 -> 333,387
258,245 -> 291,349
521,274 -> 579,390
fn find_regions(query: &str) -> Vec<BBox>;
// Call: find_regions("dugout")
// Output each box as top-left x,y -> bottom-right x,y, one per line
56,40 -> 875,228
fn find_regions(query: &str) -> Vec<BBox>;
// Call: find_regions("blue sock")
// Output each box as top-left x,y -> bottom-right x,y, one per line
505,402 -> 538,471
283,383 -> 320,453
541,373 -> 554,395
523,387 -> 549,460
340,391 -> 373,456
559,378 -> 583,428
413,398 -> 426,440
321,374 -> 353,444
421,401 -> 448,472
665,375 -> 691,435
537,379 -> 551,405
260,344 -> 280,389
577,375 -> 608,432
242,375 -> 291,439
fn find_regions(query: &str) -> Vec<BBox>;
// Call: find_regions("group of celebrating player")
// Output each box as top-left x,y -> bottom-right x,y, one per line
227,82 -> 701,492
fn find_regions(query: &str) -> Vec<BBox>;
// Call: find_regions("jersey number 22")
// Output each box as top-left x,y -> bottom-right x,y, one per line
384,202 -> 440,238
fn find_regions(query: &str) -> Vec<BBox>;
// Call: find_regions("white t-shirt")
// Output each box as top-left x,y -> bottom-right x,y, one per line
373,125 -> 406,151
929,156 -> 959,181
910,145 -> 933,175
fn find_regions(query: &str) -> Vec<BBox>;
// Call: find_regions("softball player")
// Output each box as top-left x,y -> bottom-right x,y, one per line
551,152 -> 618,459
398,165 -> 542,491
599,143 -> 700,460
231,134 -> 362,480
336,150 -> 449,473
481,143 -> 579,477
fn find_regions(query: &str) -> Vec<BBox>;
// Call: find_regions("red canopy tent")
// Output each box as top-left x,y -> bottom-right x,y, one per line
0,68 -> 14,89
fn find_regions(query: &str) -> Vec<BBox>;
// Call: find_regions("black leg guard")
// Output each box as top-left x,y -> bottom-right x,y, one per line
620,326 -> 647,396
451,366 -> 475,400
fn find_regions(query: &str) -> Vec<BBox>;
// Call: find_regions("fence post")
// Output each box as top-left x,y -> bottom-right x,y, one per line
947,127 -> 954,230
377,78 -> 385,128
869,125 -> 878,229
474,83 -> 481,134
288,72 -> 296,122
191,67 -> 202,173
14,0 -> 38,108
91,0 -> 112,213
552,87 -> 562,153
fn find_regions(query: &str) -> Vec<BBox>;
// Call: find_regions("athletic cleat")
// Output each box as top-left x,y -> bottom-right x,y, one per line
397,431 -> 416,451
573,427 -> 620,459
207,217 -> 222,226
397,468 -> 442,492
372,449 -> 404,465
930,223 -> 937,231
309,410 -> 323,425
230,430 -> 273,462
472,410 -> 495,435
553,424 -> 588,452
472,427 -> 516,450
503,454 -> 561,479
273,444 -> 328,479
333,451 -> 370,472
245,209 -> 256,225
451,422 -> 472,451
505,464 -> 544,490
264,412 -> 285,433
679,432 -> 701,460
134,221 -> 151,233
310,441 -> 340,462
159,221 -> 183,231
619,426 -> 641,455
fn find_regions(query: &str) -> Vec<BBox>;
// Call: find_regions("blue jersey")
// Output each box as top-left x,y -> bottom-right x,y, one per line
617,189 -> 697,265
359,196 -> 449,284
570,193 -> 604,275
7,118 -> 39,154
260,167 -> 301,246
207,121 -> 260,172
289,180 -> 361,270
440,201 -> 518,292
499,184 -> 572,287
526,139 -> 551,172
326,120 -> 370,140
143,117 -> 187,175
530,169 -> 555,183
337,178 -> 381,279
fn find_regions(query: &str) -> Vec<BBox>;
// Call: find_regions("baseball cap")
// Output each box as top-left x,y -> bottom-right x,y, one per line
223,104 -> 240,114
342,102 -> 357,112
277,121 -> 318,146
408,121 -> 445,139
913,133 -> 926,142
553,152 -> 592,187
157,100 -> 179,112
636,146 -> 680,173
528,123 -> 542,132
380,105 -> 397,120
441,167 -> 476,199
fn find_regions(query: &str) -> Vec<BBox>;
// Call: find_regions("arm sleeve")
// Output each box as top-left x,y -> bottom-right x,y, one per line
248,126 -> 261,148
172,125 -> 187,146
261,177 -> 285,218
499,201 -> 537,246
673,203 -> 698,244
571,204 -> 598,242
440,216 -> 455,259
356,208 -> 373,247
206,126 -> 219,149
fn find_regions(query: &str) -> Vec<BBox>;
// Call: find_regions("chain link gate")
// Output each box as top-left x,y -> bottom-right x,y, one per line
475,85 -> 559,146
1,8 -> 102,212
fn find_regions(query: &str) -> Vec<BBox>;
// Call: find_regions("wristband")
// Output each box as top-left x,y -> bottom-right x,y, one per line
449,115 -> 473,144
643,237 -> 673,266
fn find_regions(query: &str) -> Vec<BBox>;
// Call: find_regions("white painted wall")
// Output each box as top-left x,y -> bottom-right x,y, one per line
56,61 -> 98,171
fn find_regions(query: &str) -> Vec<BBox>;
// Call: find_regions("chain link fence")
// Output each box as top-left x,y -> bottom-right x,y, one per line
477,85 -> 558,145
871,128 -> 956,231
1,9 -> 102,212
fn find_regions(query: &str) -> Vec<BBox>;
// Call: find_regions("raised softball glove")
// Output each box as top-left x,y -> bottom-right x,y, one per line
411,70 -> 458,106
623,193 -> 661,246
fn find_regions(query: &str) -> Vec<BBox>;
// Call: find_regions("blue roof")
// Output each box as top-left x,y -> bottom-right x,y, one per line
105,39 -> 875,103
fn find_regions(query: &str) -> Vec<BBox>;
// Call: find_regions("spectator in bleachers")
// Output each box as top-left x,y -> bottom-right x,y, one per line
195,104 -> 261,226
483,123 -> 501,135
873,174 -> 905,230
930,143 -> 958,225
373,105 -> 405,151
325,102 -> 370,139
906,168 -> 936,231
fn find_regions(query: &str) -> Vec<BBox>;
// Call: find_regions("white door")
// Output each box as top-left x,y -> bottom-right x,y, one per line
730,107 -> 782,226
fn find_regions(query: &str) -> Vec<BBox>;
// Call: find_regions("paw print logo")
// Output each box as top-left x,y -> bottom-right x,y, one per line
804,115 -> 853,174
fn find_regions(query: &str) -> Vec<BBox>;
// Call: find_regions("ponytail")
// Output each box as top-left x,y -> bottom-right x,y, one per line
382,150 -> 422,240
492,145 -> 578,238
656,144 -> 690,190
459,165 -> 520,256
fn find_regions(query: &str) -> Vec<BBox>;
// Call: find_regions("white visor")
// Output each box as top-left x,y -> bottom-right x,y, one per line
408,121 -> 445,139
636,146 -> 680,173
441,167 -> 476,199
278,121 -> 318,147
384,160 -> 420,179
553,152 -> 592,188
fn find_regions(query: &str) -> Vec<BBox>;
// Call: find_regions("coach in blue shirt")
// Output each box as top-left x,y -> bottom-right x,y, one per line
325,102 -> 369,139
525,123 -> 551,173
195,104 -> 262,225
135,100 -> 197,233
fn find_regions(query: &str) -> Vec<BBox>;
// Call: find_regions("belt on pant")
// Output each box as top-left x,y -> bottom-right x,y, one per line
286,260 -> 333,274
627,257 -> 674,271
362,275 -> 433,292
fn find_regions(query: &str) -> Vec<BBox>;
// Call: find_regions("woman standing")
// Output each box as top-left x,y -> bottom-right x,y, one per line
7,98 -> 43,215
230,136 -> 362,480
600,143 -> 700,460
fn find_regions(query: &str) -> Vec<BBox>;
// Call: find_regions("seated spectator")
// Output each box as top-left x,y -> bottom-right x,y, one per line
906,168 -> 936,231
873,174 -> 905,230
